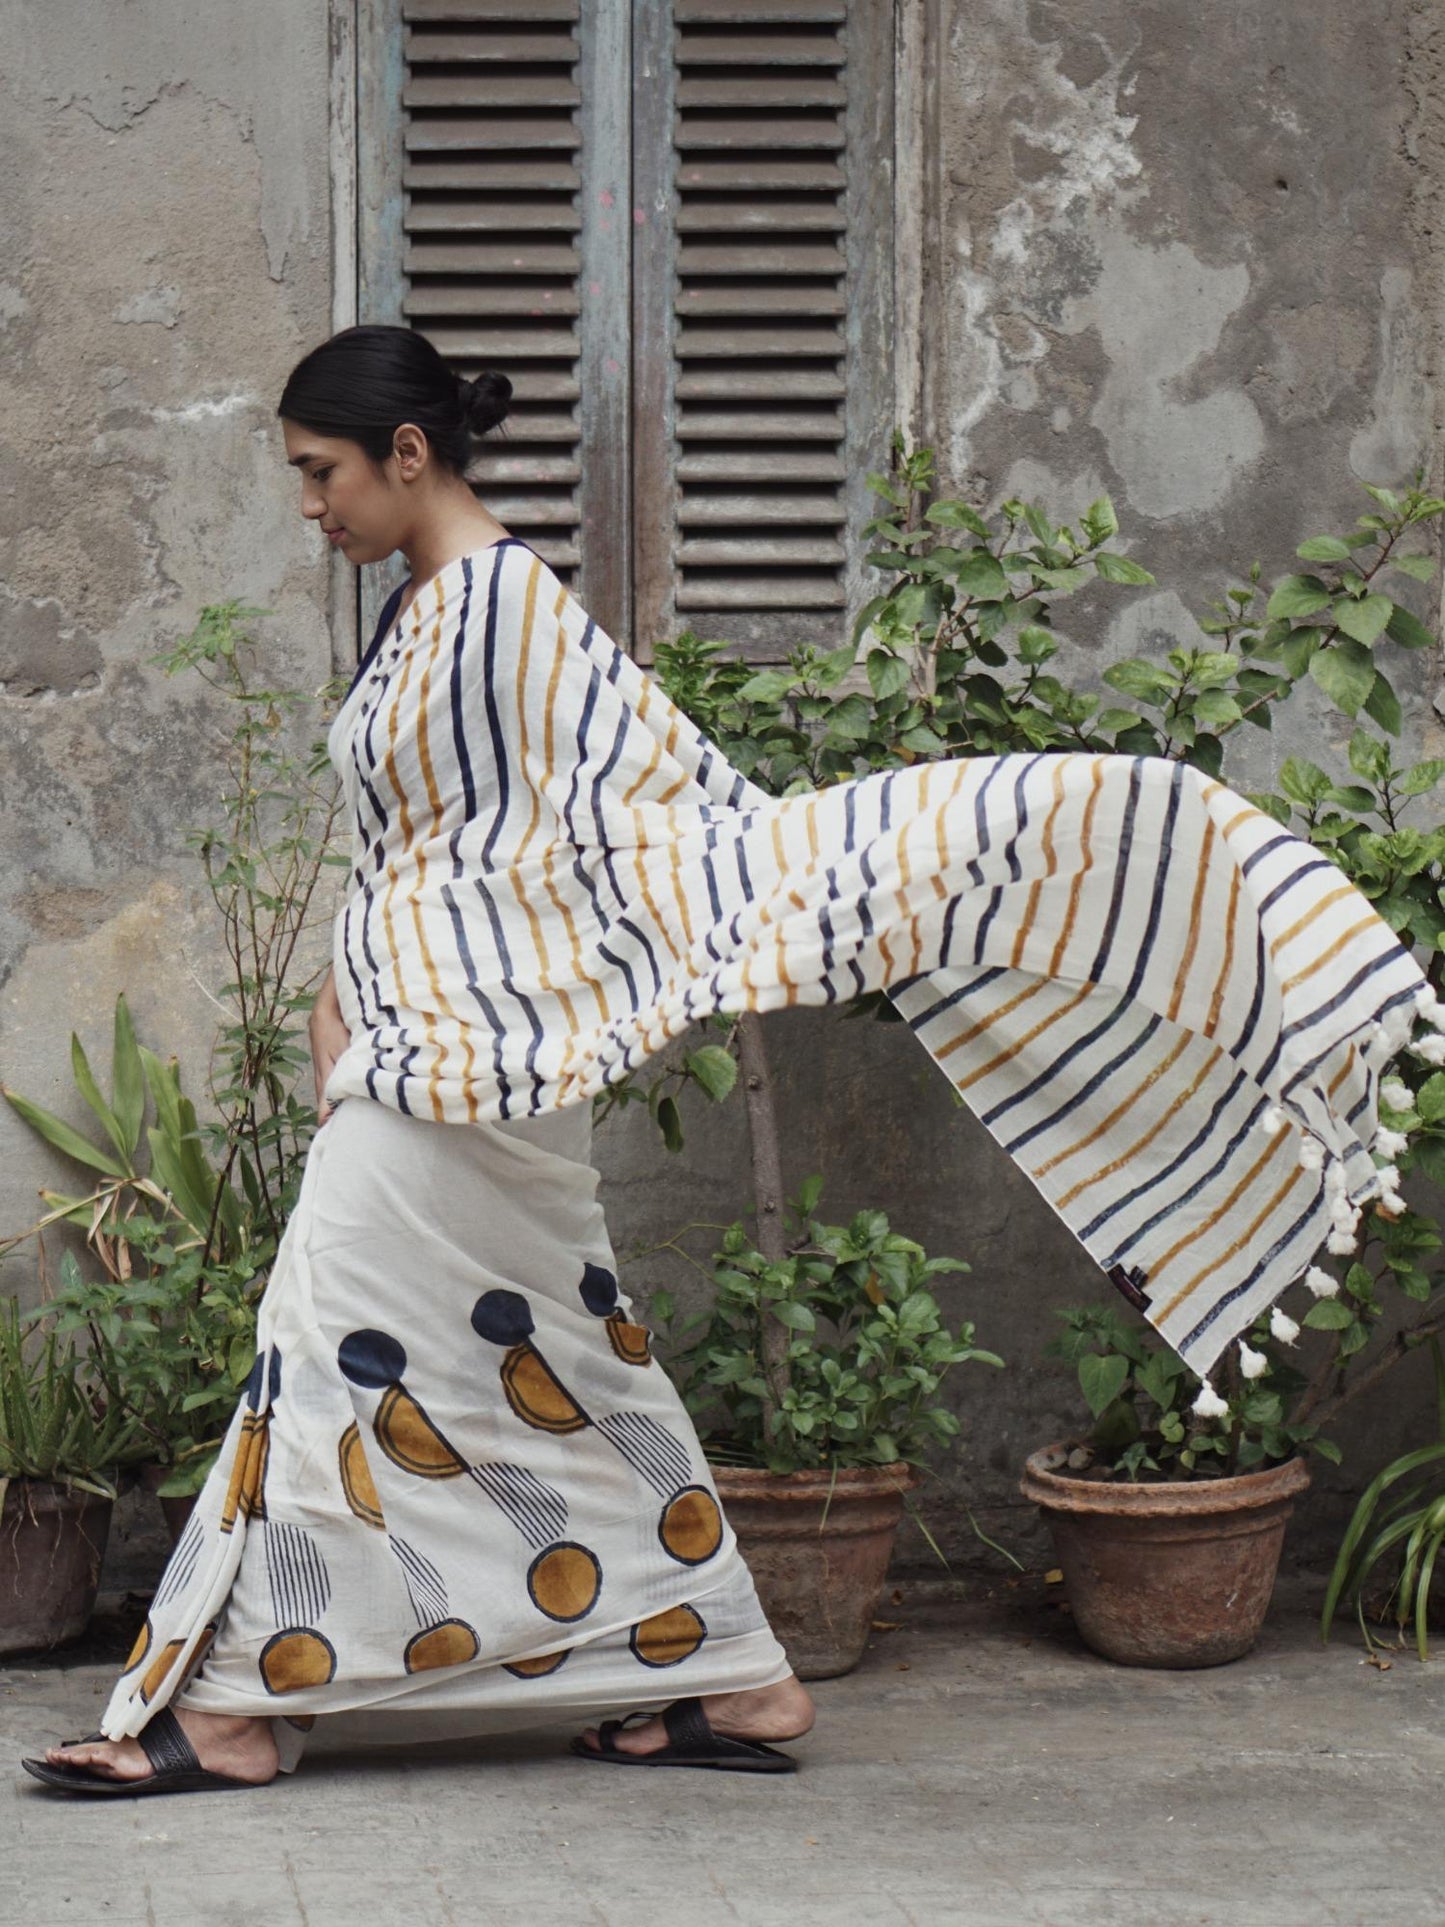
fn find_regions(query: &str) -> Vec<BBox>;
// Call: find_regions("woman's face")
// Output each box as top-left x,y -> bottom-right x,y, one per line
282,421 -> 407,566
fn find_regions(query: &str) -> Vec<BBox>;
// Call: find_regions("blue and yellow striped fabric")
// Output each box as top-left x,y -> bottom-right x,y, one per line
325,538 -> 1430,1374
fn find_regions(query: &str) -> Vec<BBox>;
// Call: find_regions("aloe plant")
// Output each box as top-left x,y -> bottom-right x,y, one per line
1322,1338 -> 1445,1659
0,1298 -> 145,1498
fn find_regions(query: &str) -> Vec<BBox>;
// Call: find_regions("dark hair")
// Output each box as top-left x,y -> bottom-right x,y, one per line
276,324 -> 511,474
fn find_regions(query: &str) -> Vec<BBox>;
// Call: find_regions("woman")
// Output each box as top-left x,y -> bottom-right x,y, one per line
23,325 -> 1432,1795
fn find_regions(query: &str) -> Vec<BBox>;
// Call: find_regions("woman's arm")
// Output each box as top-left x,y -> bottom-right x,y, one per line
308,965 -> 351,1125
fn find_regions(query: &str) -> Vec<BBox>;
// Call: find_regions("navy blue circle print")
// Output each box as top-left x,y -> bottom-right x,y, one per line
577,1263 -> 620,1318
470,1289 -> 537,1347
246,1347 -> 283,1407
338,1329 -> 408,1388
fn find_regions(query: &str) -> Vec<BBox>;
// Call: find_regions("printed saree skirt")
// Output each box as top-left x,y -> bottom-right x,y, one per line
99,1097 -> 790,1766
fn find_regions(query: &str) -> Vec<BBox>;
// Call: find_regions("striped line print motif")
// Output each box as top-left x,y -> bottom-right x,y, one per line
323,541 -> 1428,1374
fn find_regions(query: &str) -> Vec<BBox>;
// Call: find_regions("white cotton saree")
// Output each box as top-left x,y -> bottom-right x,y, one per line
101,535 -> 1430,1749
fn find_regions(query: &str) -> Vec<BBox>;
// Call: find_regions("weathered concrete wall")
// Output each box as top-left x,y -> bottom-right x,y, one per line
4,0 -> 1444,1598
0,4 -> 337,1263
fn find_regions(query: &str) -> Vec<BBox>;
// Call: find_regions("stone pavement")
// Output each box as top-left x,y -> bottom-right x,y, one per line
3,1579 -> 1442,1927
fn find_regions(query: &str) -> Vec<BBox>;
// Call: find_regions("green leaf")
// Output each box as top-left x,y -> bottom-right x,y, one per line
1296,536 -> 1354,562
1363,671 -> 1402,736
1278,758 -> 1334,807
1267,574 -> 1332,620
2,1087 -> 127,1177
1102,658 -> 1173,704
812,640 -> 858,688
737,667 -> 799,704
952,550 -> 1010,600
770,1301 -> 816,1333
865,649 -> 910,701
925,500 -> 991,539
1309,639 -> 1376,717
111,995 -> 145,1159
1017,625 -> 1058,666
1078,1352 -> 1130,1419
656,1095 -> 684,1155
1333,595 -> 1393,647
1303,1298 -> 1354,1330
685,1045 -> 738,1104
1023,504 -> 1054,547
1415,1072 -> 1445,1123
1081,496 -> 1119,545
1280,626 -> 1322,679
1031,566 -> 1092,594
68,1032 -> 126,1163
1390,553 -> 1436,583
1385,604 -> 1436,650
1348,730 -> 1390,783
1399,759 -> 1445,798
1093,551 -> 1156,586
1192,689 -> 1242,728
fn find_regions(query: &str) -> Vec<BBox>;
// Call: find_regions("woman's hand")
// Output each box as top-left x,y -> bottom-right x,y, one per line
309,967 -> 351,1126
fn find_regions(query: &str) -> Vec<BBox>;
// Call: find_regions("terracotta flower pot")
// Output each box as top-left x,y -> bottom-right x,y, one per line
1020,1446 -> 1310,1668
0,1479 -> 113,1657
712,1462 -> 917,1680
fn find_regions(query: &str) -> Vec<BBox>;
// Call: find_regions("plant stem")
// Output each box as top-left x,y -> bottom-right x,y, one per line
736,1009 -> 790,1429
1304,1311 -> 1445,1431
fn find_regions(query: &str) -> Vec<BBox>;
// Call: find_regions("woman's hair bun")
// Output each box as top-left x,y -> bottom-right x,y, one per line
458,369 -> 512,439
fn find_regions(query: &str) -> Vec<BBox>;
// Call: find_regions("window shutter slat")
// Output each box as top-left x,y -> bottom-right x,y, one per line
401,3 -> 587,577
630,0 -> 893,662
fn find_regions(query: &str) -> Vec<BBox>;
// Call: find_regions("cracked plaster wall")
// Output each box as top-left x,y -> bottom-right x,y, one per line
0,4 -> 334,1295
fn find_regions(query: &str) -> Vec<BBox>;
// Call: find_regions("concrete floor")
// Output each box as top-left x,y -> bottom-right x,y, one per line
2,1580 -> 1442,1927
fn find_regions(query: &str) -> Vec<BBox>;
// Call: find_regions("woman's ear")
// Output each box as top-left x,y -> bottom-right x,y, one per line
391,423 -> 429,481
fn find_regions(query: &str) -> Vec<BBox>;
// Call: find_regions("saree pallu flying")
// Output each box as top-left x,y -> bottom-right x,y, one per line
325,539 -> 1430,1374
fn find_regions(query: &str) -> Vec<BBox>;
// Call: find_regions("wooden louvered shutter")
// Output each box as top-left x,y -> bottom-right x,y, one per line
359,0 -> 893,662
631,1 -> 895,663
360,0 -> 631,638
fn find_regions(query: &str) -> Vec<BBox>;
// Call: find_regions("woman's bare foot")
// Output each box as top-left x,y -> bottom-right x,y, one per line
575,1673 -> 814,1758
41,1710 -> 278,1785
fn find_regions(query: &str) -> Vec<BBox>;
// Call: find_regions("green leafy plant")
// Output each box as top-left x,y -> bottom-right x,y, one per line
643,1176 -> 1001,1474
1046,1303 -> 1338,1483
1322,1338 -> 1445,1660
2,604 -> 344,1493
0,1296 -> 146,1498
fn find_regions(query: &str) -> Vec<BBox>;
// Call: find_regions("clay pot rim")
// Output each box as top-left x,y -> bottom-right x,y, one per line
1020,1443 -> 1310,1517
708,1460 -> 920,1496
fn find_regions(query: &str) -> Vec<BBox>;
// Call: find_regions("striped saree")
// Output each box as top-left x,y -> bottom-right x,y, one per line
326,537 -> 1428,1375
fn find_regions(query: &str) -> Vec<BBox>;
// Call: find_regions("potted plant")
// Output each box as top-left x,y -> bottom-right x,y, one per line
642,1176 -> 1002,1678
4,1000 -> 275,1537
2,607 -> 344,1538
1020,1303 -> 1336,1667
1321,1337 -> 1445,1662
0,1297 -> 145,1656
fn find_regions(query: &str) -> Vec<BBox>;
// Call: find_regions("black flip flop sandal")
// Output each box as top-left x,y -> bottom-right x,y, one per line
20,1706 -> 266,1797
569,1695 -> 800,1773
